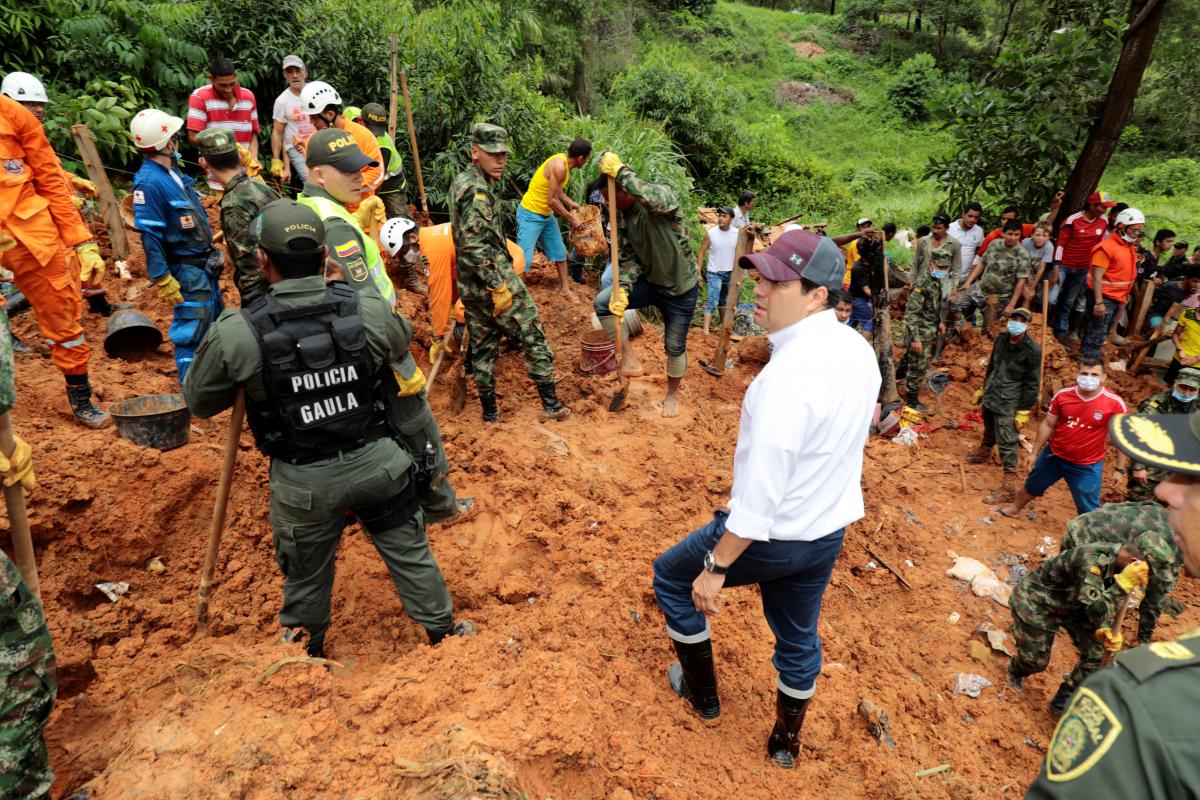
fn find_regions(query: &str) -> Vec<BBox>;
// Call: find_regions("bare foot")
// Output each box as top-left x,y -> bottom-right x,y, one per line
620,355 -> 644,378
662,394 -> 680,418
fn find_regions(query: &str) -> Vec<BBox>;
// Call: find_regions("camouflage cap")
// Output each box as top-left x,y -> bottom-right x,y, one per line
253,199 -> 325,257
361,102 -> 388,134
1009,307 -> 1033,321
1176,367 -> 1200,389
471,122 -> 510,154
930,246 -> 953,264
1133,530 -> 1180,575
195,127 -> 238,158
305,128 -> 378,172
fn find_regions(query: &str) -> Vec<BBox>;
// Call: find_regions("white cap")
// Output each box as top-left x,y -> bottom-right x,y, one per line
856,217 -> 873,227
282,54 -> 305,70
1,72 -> 48,104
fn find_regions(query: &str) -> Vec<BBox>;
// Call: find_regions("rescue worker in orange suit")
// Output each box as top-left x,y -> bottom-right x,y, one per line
0,93 -> 110,427
129,108 -> 224,383
1,71 -> 122,317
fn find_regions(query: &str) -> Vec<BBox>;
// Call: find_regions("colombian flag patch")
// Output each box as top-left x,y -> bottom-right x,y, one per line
335,240 -> 362,258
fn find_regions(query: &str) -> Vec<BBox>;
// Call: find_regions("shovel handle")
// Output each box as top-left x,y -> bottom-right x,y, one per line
0,412 -> 37,599
197,390 -> 245,632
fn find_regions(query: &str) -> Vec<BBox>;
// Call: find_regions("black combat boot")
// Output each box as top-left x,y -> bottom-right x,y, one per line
536,381 -> 570,421
767,688 -> 812,768
428,619 -> 477,645
480,392 -> 499,423
281,627 -> 325,659
64,373 -> 111,429
667,638 -> 720,720
1049,681 -> 1075,716
906,393 -> 927,413
85,294 -> 115,316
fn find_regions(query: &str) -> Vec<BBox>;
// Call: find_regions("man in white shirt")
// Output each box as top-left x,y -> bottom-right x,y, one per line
696,207 -> 740,334
948,201 -> 984,285
270,55 -> 315,186
651,229 -> 880,769
733,190 -> 755,229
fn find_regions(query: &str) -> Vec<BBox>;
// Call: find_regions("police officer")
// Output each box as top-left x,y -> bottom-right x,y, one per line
1026,411 -> 1200,796
183,200 -> 472,656
130,107 -> 224,383
1126,367 -> 1200,502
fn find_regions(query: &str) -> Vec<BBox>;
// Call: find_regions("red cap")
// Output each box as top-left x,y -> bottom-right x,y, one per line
1087,191 -> 1116,208
740,229 -> 845,290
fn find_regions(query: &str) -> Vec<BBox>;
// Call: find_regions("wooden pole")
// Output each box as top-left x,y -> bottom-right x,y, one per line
70,124 -> 128,259
0,412 -> 38,599
1132,281 -> 1155,336
607,176 -> 629,412
424,330 -> 455,399
1038,279 -> 1049,412
196,391 -> 245,633
399,71 -> 427,213
388,34 -> 399,142
1100,587 -> 1141,667
1131,302 -> 1181,374
703,227 -> 754,377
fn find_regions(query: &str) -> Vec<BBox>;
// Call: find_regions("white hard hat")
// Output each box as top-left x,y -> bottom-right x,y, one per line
299,81 -> 342,115
130,108 -> 183,151
1115,207 -> 1145,227
1,72 -> 48,104
380,217 -> 417,256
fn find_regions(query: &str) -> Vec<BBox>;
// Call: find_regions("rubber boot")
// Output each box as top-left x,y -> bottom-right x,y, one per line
480,392 -> 499,423
65,373 -> 112,429
666,638 -> 721,720
281,627 -> 324,659
428,619 -> 477,645
537,381 -> 570,421
1006,663 -> 1026,691
397,258 -> 429,295
905,393 -> 927,413
965,445 -> 992,464
85,294 -> 115,316
767,688 -> 812,768
1049,681 -> 1075,716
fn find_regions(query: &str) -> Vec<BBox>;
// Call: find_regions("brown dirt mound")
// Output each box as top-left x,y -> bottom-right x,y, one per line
790,41 -> 828,58
775,81 -> 855,106
5,229 -> 1196,799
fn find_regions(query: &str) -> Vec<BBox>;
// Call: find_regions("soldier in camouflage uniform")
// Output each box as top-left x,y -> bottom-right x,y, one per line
1061,502 -> 1184,645
901,246 -> 952,411
1126,368 -> 1200,502
951,221 -> 1032,331
450,123 -> 568,423
1007,540 -> 1151,715
0,284 -> 55,800
197,128 -> 280,301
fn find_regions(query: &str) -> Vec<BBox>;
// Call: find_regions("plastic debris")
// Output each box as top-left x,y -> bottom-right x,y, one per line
947,612 -> 961,625
893,427 -> 919,446
146,557 -> 165,574
951,672 -> 993,697
95,582 -> 130,602
977,621 -> 1016,657
946,554 -> 1012,607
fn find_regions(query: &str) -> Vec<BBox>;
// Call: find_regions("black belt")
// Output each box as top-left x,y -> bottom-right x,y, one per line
272,427 -> 388,466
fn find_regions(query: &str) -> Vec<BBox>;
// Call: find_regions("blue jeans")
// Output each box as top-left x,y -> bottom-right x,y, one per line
849,297 -> 874,332
595,277 -> 698,362
652,510 -> 845,694
704,270 -> 731,313
600,260 -> 614,290
516,204 -> 567,265
1055,267 -> 1090,334
1081,297 -> 1121,358
1024,449 -> 1103,514
286,144 -> 308,183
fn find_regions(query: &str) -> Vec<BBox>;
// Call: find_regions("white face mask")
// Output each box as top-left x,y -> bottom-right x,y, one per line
402,248 -> 420,264
1077,374 -> 1102,392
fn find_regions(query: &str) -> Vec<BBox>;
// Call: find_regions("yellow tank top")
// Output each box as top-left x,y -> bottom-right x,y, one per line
520,153 -> 568,216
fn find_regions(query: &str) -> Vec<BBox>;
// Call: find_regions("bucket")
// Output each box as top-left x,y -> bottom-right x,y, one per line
579,329 -> 617,376
109,393 -> 191,451
104,309 -> 163,359
588,310 -> 644,339
570,204 -> 607,258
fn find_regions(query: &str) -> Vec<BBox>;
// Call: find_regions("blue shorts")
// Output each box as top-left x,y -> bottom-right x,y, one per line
1024,449 -> 1103,515
849,297 -> 874,332
516,204 -> 567,265
704,270 -> 732,313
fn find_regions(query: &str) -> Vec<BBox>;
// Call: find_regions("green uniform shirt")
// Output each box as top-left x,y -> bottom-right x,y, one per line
182,276 -> 409,418
903,267 -> 945,342
218,171 -> 279,298
449,162 -> 512,294
978,240 -> 1032,297
982,332 -> 1042,415
614,166 -> 696,296
297,183 -> 396,303
1010,543 -> 1126,632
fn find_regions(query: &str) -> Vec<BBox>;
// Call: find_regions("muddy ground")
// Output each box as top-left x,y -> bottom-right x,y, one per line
4,219 -> 1196,799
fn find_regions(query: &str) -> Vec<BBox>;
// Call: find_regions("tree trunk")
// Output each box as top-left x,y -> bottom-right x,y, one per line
830,0 -> 836,14
915,2 -> 923,32
1055,0 -> 1168,229
907,9 -> 912,30
936,13 -> 948,64
995,0 -> 1019,56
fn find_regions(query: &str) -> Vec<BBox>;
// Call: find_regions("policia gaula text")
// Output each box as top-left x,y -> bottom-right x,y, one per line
182,199 -> 473,656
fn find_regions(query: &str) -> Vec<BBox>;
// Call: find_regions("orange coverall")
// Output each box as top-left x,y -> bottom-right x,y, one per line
417,223 -> 524,334
0,95 -> 91,375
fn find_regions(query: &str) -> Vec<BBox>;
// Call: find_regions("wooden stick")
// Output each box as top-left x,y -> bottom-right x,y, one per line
71,124 -> 128,259
1100,588 -> 1140,667
0,412 -> 38,599
399,71 -> 426,213
1038,279 -> 1049,412
958,461 -> 967,491
705,227 -> 754,377
196,391 -> 245,633
388,34 -> 399,142
1132,281 -> 1154,335
866,545 -> 913,590
424,330 -> 455,399
1130,302 -> 1181,374
607,176 -> 629,412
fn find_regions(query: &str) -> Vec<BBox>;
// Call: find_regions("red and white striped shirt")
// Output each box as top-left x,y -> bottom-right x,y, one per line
1047,386 -> 1127,465
187,85 -> 259,189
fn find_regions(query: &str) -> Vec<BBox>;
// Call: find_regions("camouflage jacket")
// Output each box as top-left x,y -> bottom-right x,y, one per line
1062,502 -> 1182,644
910,234 -> 961,292
1010,543 -> 1127,632
0,308 -> 13,413
1131,391 -> 1197,480
903,267 -> 945,342
0,547 -> 56,691
219,171 -> 279,298
449,163 -> 514,298
613,166 -> 696,297
978,241 -> 1032,297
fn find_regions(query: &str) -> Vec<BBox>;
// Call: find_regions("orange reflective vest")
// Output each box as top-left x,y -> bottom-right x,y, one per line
1087,234 -> 1138,303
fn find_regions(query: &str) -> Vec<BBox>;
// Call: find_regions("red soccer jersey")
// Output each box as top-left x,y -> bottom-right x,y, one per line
1047,387 -> 1127,465
1055,211 -> 1110,270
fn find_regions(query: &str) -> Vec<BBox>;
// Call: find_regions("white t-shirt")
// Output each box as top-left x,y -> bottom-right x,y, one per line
1021,237 -> 1054,265
948,220 -> 984,282
733,207 -> 750,229
273,88 -> 315,147
706,225 -> 739,273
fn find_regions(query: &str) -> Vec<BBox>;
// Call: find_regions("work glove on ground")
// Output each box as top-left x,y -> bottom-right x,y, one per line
0,230 -> 15,253
392,364 -> 427,397
1116,559 -> 1150,592
490,283 -> 513,317
153,274 -> 184,305
0,434 -> 36,492
598,151 -> 625,178
354,195 -> 386,237
70,175 -> 98,197
609,286 -> 629,317
270,160 -> 285,179
1015,410 -> 1031,428
76,242 -> 106,289
429,340 -> 449,364
1094,627 -> 1124,653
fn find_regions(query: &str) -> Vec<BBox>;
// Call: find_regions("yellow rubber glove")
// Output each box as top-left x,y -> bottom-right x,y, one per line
429,340 -> 449,364
354,195 -> 386,238
972,388 -> 984,404
609,286 -> 628,317
392,364 -> 428,397
153,274 -> 184,305
0,434 -> 36,492
1094,627 -> 1124,654
270,160 -> 285,179
1015,410 -> 1031,428
238,144 -> 262,178
1116,559 -> 1150,592
490,283 -> 513,316
70,174 -> 98,197
71,194 -> 84,209
76,242 -> 106,289
598,151 -> 625,178
0,230 -> 16,253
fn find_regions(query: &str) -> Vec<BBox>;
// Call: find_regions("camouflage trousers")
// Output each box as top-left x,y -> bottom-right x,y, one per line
1126,473 -> 1166,503
0,307 -> 14,413
462,281 -> 554,394
1009,614 -> 1106,688
902,340 -> 932,399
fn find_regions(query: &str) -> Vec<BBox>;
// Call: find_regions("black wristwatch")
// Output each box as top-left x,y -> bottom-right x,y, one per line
703,551 -> 730,575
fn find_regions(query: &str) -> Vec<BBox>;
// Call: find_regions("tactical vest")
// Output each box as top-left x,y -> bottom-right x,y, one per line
376,133 -> 403,179
296,194 -> 397,305
242,283 -> 387,463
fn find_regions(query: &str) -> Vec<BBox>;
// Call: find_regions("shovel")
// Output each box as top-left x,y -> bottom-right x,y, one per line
450,328 -> 469,414
424,329 -> 455,402
196,390 -> 245,633
607,175 -> 629,412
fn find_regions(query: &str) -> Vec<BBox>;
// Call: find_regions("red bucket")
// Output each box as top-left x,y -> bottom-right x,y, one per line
580,329 -> 617,376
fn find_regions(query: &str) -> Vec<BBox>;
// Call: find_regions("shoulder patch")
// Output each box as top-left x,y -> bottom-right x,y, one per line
1148,641 -> 1195,660
1089,565 -> 1102,575
474,193 -> 489,203
1045,688 -> 1123,783
345,257 -> 368,283
133,190 -> 146,205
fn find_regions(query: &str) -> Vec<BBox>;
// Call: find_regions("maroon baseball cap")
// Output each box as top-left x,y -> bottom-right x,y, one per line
1087,191 -> 1116,208
740,229 -> 845,290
